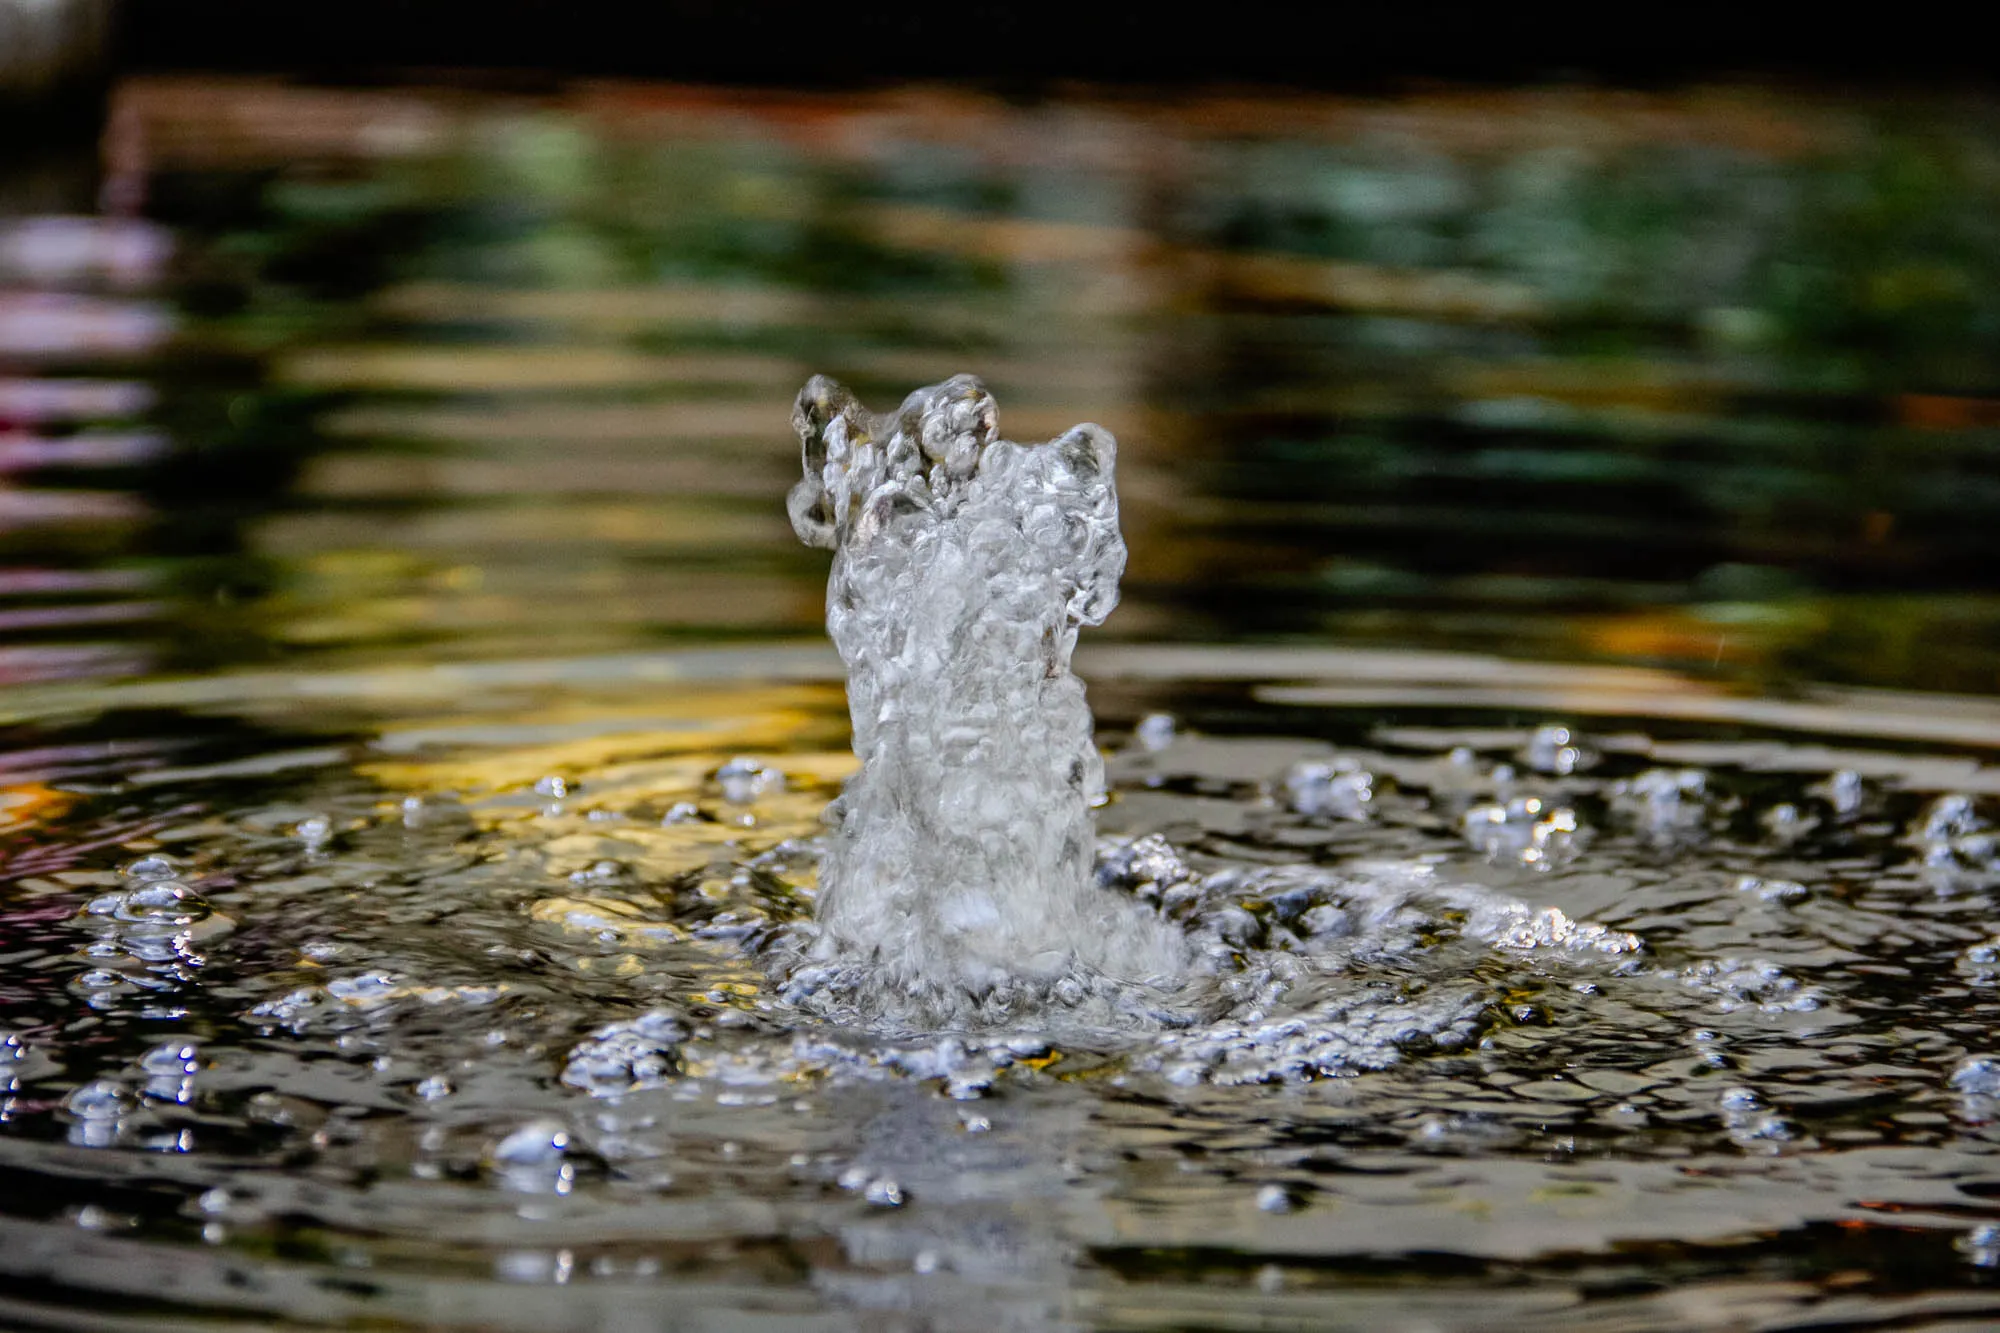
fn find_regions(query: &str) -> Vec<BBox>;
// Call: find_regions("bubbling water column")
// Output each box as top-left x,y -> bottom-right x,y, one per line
787,374 -> 1184,1024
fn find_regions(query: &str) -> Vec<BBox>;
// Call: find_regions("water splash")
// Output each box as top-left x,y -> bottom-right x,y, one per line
785,374 -> 1184,1024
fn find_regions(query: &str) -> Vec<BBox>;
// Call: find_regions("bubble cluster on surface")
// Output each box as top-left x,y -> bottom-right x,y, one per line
1463,795 -> 1581,868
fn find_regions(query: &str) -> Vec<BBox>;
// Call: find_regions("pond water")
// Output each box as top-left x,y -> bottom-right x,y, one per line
5,79 -> 2000,1331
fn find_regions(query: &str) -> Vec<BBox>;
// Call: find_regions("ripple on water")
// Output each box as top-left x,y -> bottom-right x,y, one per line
12,685 -> 2000,1327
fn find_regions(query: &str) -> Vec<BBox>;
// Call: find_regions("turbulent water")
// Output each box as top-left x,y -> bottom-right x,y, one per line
783,374 -> 1184,1024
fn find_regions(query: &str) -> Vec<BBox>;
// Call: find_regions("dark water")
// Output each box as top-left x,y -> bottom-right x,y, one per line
5,79 -> 2000,1331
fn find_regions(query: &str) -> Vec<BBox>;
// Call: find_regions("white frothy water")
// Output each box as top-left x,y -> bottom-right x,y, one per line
785,374 -> 1185,1024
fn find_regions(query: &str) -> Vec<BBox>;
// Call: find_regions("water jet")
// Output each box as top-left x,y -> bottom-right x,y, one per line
786,373 -> 1184,1024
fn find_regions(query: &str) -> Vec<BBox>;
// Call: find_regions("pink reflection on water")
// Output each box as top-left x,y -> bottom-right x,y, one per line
0,487 -> 143,527
0,218 -> 172,289
0,292 -> 174,358
0,643 -> 149,686
0,430 -> 169,471
0,378 -> 155,424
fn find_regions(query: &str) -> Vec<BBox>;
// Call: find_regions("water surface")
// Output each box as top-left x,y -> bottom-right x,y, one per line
5,79 -> 2000,1331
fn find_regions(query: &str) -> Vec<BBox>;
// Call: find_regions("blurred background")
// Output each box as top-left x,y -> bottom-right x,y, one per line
5,1 -> 2000,698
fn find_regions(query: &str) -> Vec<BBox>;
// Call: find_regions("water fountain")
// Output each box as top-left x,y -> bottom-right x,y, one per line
784,374 -> 1185,1026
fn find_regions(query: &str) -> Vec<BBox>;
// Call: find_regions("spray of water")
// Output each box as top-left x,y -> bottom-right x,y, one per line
784,374 -> 1186,1025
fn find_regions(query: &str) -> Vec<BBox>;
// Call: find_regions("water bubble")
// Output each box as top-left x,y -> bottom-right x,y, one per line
85,880 -> 213,933
1760,802 -> 1815,842
62,1079 -> 133,1147
1921,795 -> 1985,844
325,973 -> 401,1006
1951,1057 -> 2000,1098
491,1120 -> 572,1167
716,757 -> 782,804
139,1040 -> 200,1076
1133,713 -> 1178,752
1463,796 -> 1580,868
122,855 -> 181,880
140,1040 -> 200,1096
1255,1183 -> 1297,1213
1960,1223 -> 2000,1267
1717,1087 -> 1764,1112
862,1177 -> 906,1207
1523,724 -> 1596,776
1097,834 -> 1198,902
1608,768 -> 1720,841
533,776 -> 571,799
1735,875 -> 1808,904
1677,957 -> 1823,1014
1284,759 -> 1375,820
413,1075 -> 454,1100
661,801 -> 702,824
1916,795 -> 1998,885
560,1010 -> 685,1095
71,1204 -> 136,1231
295,815 -> 333,847
1961,940 -> 2000,985
1487,906 -> 1641,955
1816,770 -> 1868,818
